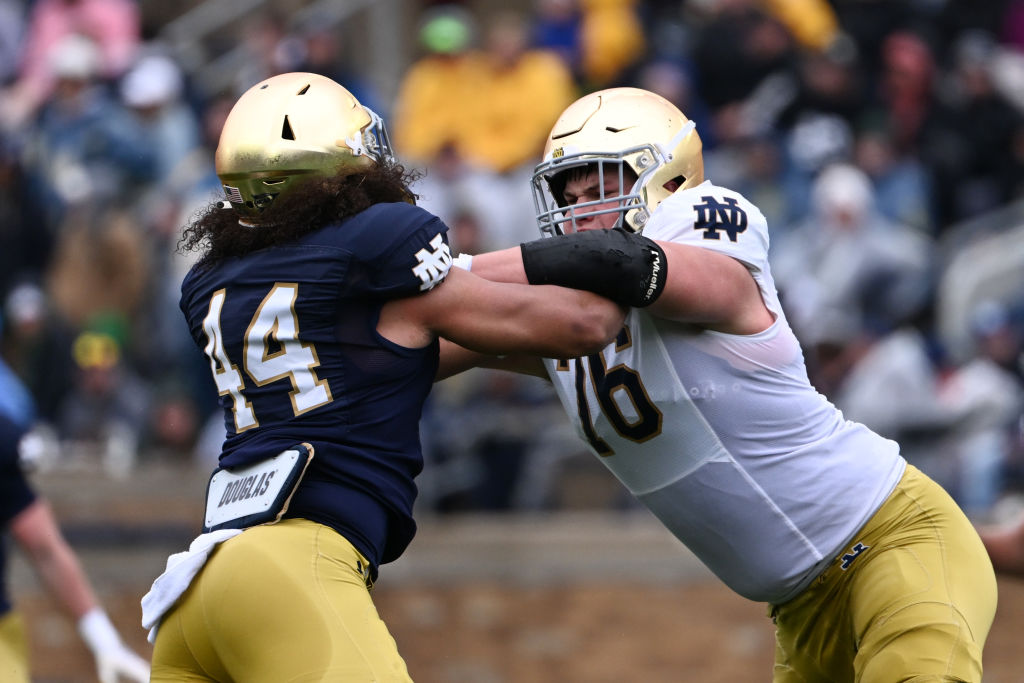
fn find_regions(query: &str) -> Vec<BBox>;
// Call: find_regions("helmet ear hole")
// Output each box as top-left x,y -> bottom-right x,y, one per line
664,175 -> 684,191
281,116 -> 295,140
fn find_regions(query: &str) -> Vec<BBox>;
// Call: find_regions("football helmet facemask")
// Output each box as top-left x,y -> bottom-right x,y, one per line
216,72 -> 395,216
531,87 -> 704,235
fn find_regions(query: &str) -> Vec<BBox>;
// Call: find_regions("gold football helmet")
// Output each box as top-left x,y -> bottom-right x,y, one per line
531,87 -> 704,235
216,72 -> 394,215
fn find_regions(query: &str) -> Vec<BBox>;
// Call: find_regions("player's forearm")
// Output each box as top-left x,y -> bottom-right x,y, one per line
463,247 -> 528,284
436,339 -> 546,381
13,501 -> 98,619
436,339 -> 491,380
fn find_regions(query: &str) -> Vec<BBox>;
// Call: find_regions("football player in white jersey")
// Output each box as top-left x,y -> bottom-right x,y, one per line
439,87 -> 997,682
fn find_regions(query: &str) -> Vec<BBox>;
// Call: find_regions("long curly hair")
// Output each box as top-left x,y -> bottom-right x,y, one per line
179,159 -> 421,265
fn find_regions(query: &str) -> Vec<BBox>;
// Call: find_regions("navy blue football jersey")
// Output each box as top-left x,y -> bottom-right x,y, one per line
180,202 -> 452,570
0,413 -> 36,617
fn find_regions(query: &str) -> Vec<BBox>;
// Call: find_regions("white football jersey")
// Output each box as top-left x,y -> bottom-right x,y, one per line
543,181 -> 905,604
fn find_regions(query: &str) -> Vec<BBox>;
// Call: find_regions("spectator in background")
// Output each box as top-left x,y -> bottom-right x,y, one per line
831,315 -> 1022,520
854,123 -> 934,234
21,34 -> 154,231
576,0 -> 645,88
392,5 -> 482,233
924,31 -> 1024,228
149,92 -> 233,427
462,9 -> 576,175
396,5 -> 576,248
391,4 -> 480,169
868,31 -> 938,161
119,53 -> 199,187
761,45 -> 865,216
1004,0 -> 1024,50
0,0 -> 26,86
760,0 -> 840,53
1,0 -> 140,129
0,135 -> 51,296
691,0 -> 797,115
774,43 -> 865,143
45,208 -> 149,332
772,162 -> 934,347
117,50 -> 202,384
1,283 -> 74,425
828,1 -> 916,89
531,0 -> 582,79
954,300 -> 1024,515
54,324 -> 151,477
459,8 -> 577,246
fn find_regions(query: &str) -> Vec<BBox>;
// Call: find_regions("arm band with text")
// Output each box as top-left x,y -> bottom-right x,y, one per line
520,229 -> 668,307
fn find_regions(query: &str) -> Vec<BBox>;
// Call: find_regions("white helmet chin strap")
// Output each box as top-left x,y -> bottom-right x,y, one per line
655,119 -> 695,163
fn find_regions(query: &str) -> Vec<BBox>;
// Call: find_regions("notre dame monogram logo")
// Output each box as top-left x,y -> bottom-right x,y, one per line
693,196 -> 748,242
412,234 -> 452,291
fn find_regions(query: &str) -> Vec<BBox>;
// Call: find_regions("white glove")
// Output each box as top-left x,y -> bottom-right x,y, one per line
78,608 -> 151,683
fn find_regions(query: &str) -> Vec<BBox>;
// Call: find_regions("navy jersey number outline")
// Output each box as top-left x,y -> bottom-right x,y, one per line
558,326 -> 663,456
202,283 -> 333,432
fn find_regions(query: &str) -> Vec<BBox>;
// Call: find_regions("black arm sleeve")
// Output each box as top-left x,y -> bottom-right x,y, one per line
520,229 -> 668,307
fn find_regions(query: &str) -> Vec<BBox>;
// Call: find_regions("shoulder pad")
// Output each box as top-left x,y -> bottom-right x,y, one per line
644,182 -> 770,274
332,202 -> 454,297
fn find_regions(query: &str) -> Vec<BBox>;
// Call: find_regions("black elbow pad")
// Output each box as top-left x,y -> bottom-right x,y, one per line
520,229 -> 667,307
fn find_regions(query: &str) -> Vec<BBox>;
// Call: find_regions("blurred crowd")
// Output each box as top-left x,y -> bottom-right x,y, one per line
2,0 -> 1024,521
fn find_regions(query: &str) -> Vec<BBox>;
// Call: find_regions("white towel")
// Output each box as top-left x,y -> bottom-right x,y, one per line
140,528 -> 243,643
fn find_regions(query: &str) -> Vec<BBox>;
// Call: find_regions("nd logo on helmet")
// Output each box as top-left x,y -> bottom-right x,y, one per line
551,147 -> 564,158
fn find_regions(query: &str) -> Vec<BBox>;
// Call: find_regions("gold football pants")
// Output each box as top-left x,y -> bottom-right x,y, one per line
0,611 -> 28,683
771,464 -> 997,683
150,518 -> 412,682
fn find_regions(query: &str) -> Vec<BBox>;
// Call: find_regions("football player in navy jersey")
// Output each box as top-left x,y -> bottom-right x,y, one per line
143,73 -> 652,682
0,358 -> 149,683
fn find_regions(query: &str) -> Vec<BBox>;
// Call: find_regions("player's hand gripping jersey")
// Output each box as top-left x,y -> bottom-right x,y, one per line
542,181 -> 906,604
179,202 -> 452,569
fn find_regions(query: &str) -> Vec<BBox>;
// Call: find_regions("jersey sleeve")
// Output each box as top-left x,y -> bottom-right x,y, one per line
341,202 -> 453,299
643,182 -> 770,275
